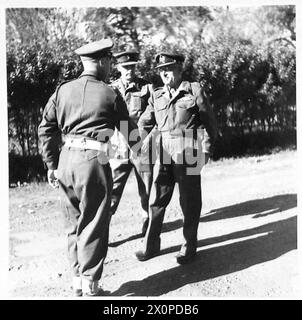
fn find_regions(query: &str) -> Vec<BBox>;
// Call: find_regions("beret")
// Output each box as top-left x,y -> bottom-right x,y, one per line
155,52 -> 185,69
114,51 -> 140,66
75,38 -> 114,57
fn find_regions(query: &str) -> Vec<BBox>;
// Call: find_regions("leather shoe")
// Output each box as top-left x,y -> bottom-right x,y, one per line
74,288 -> 83,297
176,251 -> 196,265
72,276 -> 82,297
81,279 -> 110,297
82,287 -> 110,297
135,248 -> 160,261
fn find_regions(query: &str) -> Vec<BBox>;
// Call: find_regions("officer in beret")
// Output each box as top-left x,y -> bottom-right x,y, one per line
109,51 -> 153,235
38,39 -> 139,296
136,52 -> 218,264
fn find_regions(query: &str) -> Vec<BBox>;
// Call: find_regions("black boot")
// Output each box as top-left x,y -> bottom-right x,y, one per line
176,244 -> 197,265
135,238 -> 160,261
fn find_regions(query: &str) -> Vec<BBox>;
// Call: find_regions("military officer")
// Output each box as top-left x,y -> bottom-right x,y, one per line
135,52 -> 218,264
38,39 -> 139,296
109,51 -> 153,235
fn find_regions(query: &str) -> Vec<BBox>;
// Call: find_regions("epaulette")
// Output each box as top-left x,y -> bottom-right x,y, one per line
57,79 -> 72,89
55,79 -> 73,100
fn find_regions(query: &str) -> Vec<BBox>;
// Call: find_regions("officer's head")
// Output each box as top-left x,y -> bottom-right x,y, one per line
155,53 -> 184,89
114,51 -> 139,83
75,39 -> 114,81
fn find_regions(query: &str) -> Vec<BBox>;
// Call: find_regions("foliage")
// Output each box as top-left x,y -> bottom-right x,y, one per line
6,6 -> 296,183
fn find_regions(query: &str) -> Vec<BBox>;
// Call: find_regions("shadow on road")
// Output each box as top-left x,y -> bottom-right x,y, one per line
110,215 -> 297,296
201,193 -> 297,222
109,218 -> 184,247
109,194 -> 297,247
109,233 -> 142,248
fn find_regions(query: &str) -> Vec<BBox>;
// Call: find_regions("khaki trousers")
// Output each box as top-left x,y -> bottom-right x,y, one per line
57,146 -> 112,281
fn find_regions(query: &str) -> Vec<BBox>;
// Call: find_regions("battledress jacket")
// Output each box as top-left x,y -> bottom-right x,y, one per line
138,81 -> 218,155
109,77 -> 153,160
38,73 -> 138,170
110,77 -> 152,124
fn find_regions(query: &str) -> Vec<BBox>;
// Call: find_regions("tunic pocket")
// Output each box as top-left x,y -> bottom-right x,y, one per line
154,102 -> 168,130
128,93 -> 142,112
175,96 -> 196,110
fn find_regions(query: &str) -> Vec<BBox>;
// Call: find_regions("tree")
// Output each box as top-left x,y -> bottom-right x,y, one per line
6,6 -> 296,173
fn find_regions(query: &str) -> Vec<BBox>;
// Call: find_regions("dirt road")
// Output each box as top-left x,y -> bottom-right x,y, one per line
9,150 -> 299,298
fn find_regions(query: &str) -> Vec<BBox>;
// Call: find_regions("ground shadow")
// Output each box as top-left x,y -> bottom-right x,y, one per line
200,194 -> 297,222
109,219 -> 183,247
110,215 -> 297,296
109,194 -> 297,247
109,234 -> 142,248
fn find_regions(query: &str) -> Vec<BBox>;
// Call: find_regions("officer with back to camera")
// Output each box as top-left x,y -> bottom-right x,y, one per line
38,39 -> 139,296
136,52 -> 218,265
109,50 -> 153,235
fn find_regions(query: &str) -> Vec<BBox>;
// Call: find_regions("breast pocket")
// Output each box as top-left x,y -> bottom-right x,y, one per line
128,93 -> 143,113
176,96 -> 196,110
154,101 -> 168,129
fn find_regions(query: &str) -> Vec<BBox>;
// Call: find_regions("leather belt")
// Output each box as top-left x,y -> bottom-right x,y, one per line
64,136 -> 108,152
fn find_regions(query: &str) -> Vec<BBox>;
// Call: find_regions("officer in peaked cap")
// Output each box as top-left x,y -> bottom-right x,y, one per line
114,51 -> 140,66
39,39 -> 140,296
74,38 -> 114,57
109,50 -> 154,236
135,51 -> 218,265
154,52 -> 185,68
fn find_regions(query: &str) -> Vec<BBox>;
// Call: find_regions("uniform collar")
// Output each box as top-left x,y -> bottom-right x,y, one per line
119,77 -> 140,92
177,81 -> 191,92
163,80 -> 190,99
79,71 -> 102,81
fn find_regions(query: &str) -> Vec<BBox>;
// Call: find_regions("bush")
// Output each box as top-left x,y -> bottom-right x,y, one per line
9,153 -> 47,185
213,129 -> 296,160
7,8 -> 296,181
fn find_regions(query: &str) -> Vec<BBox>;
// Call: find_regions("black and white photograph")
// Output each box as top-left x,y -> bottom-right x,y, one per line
1,0 -> 300,300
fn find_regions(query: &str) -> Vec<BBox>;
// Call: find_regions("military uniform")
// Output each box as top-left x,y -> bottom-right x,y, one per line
109,51 -> 153,233
136,52 -> 218,264
38,40 -> 138,295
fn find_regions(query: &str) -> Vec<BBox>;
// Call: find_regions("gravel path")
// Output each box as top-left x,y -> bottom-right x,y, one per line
8,150 -> 299,298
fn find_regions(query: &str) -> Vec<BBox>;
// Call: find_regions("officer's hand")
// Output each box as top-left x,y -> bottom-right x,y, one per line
47,169 -> 59,189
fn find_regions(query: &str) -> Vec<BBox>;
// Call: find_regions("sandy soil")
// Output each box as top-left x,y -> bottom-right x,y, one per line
8,150 -> 299,298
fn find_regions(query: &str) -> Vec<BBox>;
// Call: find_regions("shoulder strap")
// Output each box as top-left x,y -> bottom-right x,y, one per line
54,79 -> 73,102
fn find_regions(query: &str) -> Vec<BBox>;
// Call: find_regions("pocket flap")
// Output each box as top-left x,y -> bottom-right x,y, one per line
176,96 -> 196,109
